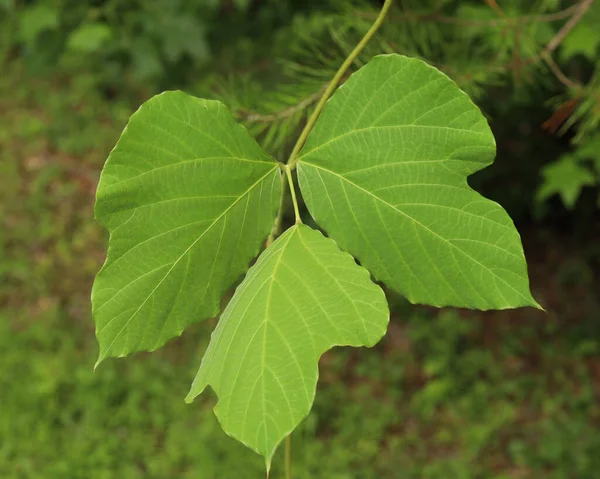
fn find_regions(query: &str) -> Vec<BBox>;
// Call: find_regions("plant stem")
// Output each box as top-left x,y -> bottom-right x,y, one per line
544,0 -> 594,55
287,0 -> 394,170
265,0 -> 394,471
285,165 -> 302,224
266,0 -> 393,246
266,165 -> 288,247
285,435 -> 292,479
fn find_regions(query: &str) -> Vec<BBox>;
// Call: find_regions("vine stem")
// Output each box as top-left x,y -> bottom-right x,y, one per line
267,0 -> 394,244
287,0 -> 394,170
270,1 -> 394,475
285,165 -> 302,224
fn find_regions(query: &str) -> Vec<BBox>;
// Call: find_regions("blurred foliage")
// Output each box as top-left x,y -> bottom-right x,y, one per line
2,0 -> 223,87
1,0 -> 600,477
192,0 -> 600,215
3,1 -> 600,214
0,0 -> 345,89
3,293 -> 600,477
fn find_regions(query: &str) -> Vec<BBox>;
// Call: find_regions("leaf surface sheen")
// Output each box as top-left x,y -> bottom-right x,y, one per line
92,91 -> 281,363
298,54 -> 539,310
186,224 -> 389,467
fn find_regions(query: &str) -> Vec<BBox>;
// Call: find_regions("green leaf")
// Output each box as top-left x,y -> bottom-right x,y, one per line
92,91 -> 281,363
537,155 -> 596,209
186,224 -> 388,468
297,54 -> 539,310
576,134 -> 600,173
560,24 -> 600,61
159,15 -> 209,62
67,23 -> 113,53
130,39 -> 162,80
18,5 -> 59,44
560,3 -> 600,61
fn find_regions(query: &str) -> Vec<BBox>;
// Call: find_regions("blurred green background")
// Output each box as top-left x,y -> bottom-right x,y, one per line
1,0 -> 600,478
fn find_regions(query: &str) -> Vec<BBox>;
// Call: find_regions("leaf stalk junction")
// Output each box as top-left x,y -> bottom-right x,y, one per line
267,1 -> 394,477
268,0 -> 394,249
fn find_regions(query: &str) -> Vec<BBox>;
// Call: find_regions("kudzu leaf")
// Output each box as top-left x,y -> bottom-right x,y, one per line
186,224 -> 389,468
298,54 -> 539,310
92,91 -> 281,363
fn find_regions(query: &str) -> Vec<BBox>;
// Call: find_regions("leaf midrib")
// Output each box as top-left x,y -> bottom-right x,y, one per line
97,164 -> 279,359
299,161 -> 533,305
101,156 -> 275,192
299,124 -> 489,160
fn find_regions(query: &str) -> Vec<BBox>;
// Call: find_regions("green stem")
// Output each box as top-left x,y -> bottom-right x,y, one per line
285,165 -> 302,224
266,165 -> 288,247
287,0 -> 394,170
268,1 -> 394,472
285,435 -> 292,479
265,0 -> 392,247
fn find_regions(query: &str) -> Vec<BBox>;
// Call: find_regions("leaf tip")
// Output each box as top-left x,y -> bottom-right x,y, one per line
533,299 -> 546,312
522,289 -> 544,311
93,356 -> 104,371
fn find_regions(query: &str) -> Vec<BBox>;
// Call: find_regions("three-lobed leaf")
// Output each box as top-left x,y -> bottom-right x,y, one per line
186,224 -> 389,468
298,54 -> 539,310
92,53 -> 540,469
92,91 -> 281,363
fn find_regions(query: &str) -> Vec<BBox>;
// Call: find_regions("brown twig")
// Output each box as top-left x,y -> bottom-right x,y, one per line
545,0 -> 595,54
484,0 -> 506,17
482,0 -> 594,88
541,53 -> 580,89
525,0 -> 594,88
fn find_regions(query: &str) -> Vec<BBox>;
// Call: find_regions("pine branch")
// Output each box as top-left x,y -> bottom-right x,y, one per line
353,0 -> 593,91
542,54 -> 579,89
236,88 -> 325,124
518,0 -> 594,88
544,0 -> 595,54
465,0 -> 594,89
355,2 -> 582,27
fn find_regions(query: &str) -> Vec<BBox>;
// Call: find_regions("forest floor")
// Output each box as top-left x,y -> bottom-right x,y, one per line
1,67 -> 599,479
